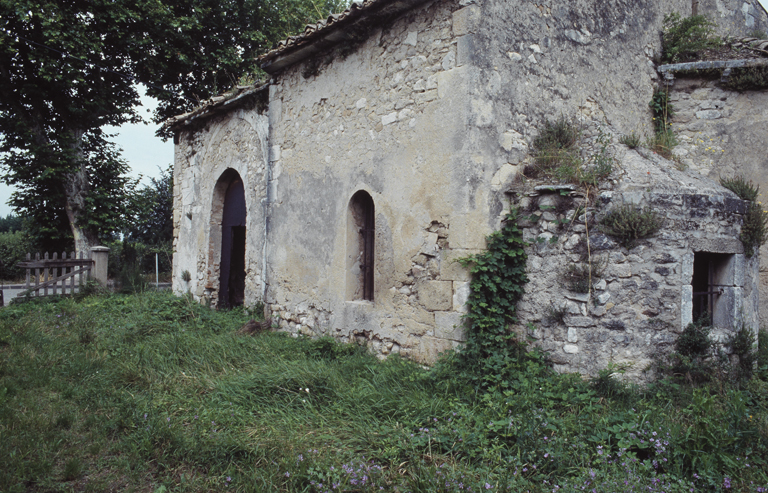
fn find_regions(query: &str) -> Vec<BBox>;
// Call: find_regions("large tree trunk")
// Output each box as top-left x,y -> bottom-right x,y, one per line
64,131 -> 100,256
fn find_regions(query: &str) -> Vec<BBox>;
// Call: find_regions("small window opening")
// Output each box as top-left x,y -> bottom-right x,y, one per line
347,191 -> 375,301
691,252 -> 734,327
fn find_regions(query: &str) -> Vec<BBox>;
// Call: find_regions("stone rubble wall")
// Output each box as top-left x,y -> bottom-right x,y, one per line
265,0 -> 486,363
669,78 -> 768,327
172,107 -> 270,307
511,148 -> 759,380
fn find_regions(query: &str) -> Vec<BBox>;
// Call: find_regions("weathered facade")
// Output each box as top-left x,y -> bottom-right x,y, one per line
168,0 -> 767,376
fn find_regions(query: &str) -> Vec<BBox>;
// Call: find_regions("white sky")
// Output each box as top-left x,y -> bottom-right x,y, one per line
0,1 -> 767,217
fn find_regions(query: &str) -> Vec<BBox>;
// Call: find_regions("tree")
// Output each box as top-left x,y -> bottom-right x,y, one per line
0,0 -> 344,255
125,165 -> 173,246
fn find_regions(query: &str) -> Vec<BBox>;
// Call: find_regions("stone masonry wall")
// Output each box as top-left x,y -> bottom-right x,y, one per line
172,106 -> 270,307
265,0 -> 486,363
511,149 -> 759,380
669,77 -> 768,327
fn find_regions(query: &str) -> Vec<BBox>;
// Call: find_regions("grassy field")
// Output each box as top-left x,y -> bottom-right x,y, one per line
1,291 -> 767,492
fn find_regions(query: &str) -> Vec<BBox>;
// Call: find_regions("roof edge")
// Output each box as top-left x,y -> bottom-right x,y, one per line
162,83 -> 270,133
258,0 -> 433,74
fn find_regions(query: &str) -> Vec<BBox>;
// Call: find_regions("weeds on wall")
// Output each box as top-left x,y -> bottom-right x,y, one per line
528,118 -> 614,186
599,204 -> 663,249
619,131 -> 642,149
647,89 -> 678,159
720,175 -> 768,257
661,13 -> 722,63
723,65 -> 768,92
529,115 -> 581,177
721,174 -> 760,201
565,255 -> 607,294
741,201 -> 768,257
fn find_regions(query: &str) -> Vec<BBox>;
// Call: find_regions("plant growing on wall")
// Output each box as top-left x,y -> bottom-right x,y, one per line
529,116 -> 581,178
661,13 -> 722,63
599,205 -> 663,249
720,175 -> 768,257
528,119 -> 614,186
647,89 -> 677,159
455,208 -> 532,389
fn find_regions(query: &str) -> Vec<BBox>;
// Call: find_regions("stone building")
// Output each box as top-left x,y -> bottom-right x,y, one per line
165,0 -> 767,376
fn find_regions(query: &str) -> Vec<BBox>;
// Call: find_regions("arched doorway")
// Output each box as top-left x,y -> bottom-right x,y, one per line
211,170 -> 247,308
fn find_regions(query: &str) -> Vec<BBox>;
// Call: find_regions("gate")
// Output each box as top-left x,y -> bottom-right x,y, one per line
15,251 -> 94,298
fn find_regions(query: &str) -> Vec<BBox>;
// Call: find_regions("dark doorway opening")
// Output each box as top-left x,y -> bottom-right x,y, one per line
220,178 -> 246,308
692,252 -> 734,326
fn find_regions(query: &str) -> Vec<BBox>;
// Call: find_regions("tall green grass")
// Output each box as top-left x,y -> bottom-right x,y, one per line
1,292 -> 767,492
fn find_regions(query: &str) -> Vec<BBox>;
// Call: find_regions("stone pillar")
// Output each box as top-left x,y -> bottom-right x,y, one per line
90,246 -> 110,286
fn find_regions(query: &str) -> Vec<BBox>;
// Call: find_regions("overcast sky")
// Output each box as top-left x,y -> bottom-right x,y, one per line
1,1 -> 767,217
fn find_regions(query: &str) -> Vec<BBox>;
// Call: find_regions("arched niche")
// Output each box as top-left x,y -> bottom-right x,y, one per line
346,190 -> 375,301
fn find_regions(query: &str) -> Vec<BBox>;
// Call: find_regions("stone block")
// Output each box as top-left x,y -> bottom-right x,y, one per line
409,336 -> 455,364
452,5 -> 480,36
696,110 -> 721,120
567,316 -> 595,327
456,35 -> 475,67
597,292 -> 611,305
567,327 -> 578,342
418,280 -> 453,311
563,344 -> 579,354
382,112 -> 398,125
608,263 -> 632,278
681,285 -> 693,329
435,311 -> 467,340
565,292 -> 590,302
440,249 -> 474,281
453,281 -> 470,312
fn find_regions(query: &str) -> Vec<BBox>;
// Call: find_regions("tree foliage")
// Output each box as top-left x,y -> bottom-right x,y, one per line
125,166 -> 173,246
0,0 -> 345,254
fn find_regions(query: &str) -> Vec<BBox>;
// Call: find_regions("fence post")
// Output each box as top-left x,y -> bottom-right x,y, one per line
90,246 -> 110,287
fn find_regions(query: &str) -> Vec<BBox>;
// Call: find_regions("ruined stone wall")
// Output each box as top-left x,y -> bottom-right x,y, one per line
669,77 -> 768,328
172,106 -> 270,307
511,150 -> 759,380
265,0 -> 490,362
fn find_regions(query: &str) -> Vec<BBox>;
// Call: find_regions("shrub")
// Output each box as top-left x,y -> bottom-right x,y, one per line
661,13 -> 722,63
720,175 -> 768,257
676,322 -> 712,357
666,322 -> 714,384
723,65 -> 768,92
727,325 -> 757,381
720,175 -> 760,201
599,205 -> 663,249
647,90 -> 677,158
649,90 -> 674,132
740,201 -> 768,257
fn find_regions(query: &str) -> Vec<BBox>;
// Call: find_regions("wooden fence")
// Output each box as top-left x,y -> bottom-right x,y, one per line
16,251 -> 94,297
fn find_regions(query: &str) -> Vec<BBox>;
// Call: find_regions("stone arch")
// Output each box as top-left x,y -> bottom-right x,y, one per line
209,168 -> 247,308
346,190 -> 375,301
